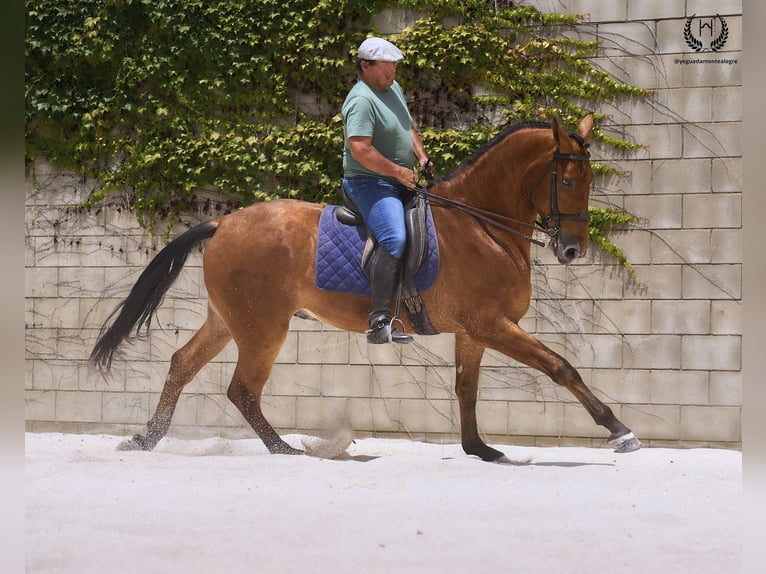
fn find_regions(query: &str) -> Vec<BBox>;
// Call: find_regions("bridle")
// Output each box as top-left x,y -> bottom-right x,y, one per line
417,133 -> 591,249
531,135 -> 591,247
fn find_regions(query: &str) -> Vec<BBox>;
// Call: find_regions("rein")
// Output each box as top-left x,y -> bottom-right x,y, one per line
415,185 -> 548,246
418,137 -> 591,249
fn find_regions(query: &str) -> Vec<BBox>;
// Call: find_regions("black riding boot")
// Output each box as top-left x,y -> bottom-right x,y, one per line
367,247 -> 413,344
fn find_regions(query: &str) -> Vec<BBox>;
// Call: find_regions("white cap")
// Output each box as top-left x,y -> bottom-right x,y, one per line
357,37 -> 404,62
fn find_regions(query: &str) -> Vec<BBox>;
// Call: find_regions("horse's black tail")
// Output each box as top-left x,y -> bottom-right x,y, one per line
90,220 -> 219,371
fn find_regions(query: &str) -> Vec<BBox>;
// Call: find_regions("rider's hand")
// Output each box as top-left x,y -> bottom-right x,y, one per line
420,157 -> 435,181
396,166 -> 417,190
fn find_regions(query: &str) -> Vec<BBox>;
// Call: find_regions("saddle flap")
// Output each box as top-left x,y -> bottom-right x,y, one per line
403,193 -> 428,281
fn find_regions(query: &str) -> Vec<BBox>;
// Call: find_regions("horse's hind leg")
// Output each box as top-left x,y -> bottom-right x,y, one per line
226,318 -> 302,455
119,305 -> 232,451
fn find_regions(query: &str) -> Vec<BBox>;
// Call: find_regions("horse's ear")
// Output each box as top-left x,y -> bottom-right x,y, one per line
551,116 -> 569,146
578,113 -> 595,143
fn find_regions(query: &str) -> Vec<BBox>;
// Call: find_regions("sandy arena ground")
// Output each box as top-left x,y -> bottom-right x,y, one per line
26,433 -> 741,573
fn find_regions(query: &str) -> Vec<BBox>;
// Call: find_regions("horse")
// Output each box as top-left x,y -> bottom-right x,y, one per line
90,114 -> 642,462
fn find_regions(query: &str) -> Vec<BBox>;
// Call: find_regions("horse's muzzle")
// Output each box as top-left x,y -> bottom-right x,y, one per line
555,241 -> 586,264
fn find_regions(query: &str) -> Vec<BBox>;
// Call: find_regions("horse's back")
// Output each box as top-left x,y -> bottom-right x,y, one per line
213,199 -> 321,242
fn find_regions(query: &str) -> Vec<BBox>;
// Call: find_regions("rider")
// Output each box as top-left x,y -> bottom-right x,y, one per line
341,37 -> 434,344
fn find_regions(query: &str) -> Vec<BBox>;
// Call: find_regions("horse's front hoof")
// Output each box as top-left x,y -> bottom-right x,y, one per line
491,454 -> 533,466
116,434 -> 151,451
464,442 -> 506,462
608,432 -> 642,453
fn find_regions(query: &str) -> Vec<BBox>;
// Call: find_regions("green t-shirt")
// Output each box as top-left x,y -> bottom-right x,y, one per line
342,80 -> 413,182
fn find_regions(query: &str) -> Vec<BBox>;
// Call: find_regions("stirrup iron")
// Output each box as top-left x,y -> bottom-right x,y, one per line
367,314 -> 413,344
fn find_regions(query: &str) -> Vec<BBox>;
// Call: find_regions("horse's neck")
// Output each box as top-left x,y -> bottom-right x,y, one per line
430,134 -> 555,271
436,132 -> 550,224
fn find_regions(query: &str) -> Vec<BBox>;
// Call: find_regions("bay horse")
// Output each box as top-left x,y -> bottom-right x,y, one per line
91,115 -> 641,462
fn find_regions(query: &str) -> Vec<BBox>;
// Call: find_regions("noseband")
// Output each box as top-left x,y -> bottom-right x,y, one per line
418,132 -> 591,248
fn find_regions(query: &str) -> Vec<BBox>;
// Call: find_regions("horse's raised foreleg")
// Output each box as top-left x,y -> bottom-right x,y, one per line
455,334 -> 507,461
478,322 -> 641,453
118,306 -> 232,451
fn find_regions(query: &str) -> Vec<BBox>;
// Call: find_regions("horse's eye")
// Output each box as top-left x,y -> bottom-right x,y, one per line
561,178 -> 574,188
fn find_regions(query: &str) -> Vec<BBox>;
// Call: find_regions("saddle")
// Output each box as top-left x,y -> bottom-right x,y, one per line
335,184 -> 438,336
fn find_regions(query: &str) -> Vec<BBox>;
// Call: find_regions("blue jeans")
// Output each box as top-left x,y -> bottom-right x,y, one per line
342,175 -> 407,260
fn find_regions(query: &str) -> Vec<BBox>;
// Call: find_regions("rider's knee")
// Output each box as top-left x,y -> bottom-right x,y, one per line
381,233 -> 406,260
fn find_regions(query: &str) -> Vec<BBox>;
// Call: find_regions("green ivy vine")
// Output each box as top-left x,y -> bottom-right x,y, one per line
587,207 -> 642,283
26,0 -> 649,272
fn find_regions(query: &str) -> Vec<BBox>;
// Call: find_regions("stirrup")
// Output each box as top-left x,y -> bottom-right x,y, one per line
367,315 -> 413,344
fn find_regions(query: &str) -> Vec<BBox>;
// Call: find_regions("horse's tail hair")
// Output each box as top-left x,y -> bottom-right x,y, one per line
90,219 -> 220,371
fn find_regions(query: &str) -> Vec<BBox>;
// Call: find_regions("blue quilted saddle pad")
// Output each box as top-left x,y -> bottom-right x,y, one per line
315,204 -> 440,296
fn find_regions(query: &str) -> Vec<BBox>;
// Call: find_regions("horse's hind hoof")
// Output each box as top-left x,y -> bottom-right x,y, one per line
268,441 -> 304,456
116,434 -> 151,451
608,432 -> 642,453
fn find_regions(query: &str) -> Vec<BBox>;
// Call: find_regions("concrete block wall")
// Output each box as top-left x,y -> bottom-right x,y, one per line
25,1 -> 742,449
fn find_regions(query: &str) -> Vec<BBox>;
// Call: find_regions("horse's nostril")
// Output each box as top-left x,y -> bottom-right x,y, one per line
564,246 -> 580,260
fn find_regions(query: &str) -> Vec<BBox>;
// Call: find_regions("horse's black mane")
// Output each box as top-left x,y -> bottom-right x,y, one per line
433,121 -> 553,184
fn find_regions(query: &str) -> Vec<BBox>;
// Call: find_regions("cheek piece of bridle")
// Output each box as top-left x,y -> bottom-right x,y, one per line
417,133 -> 591,249
536,138 -> 591,251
